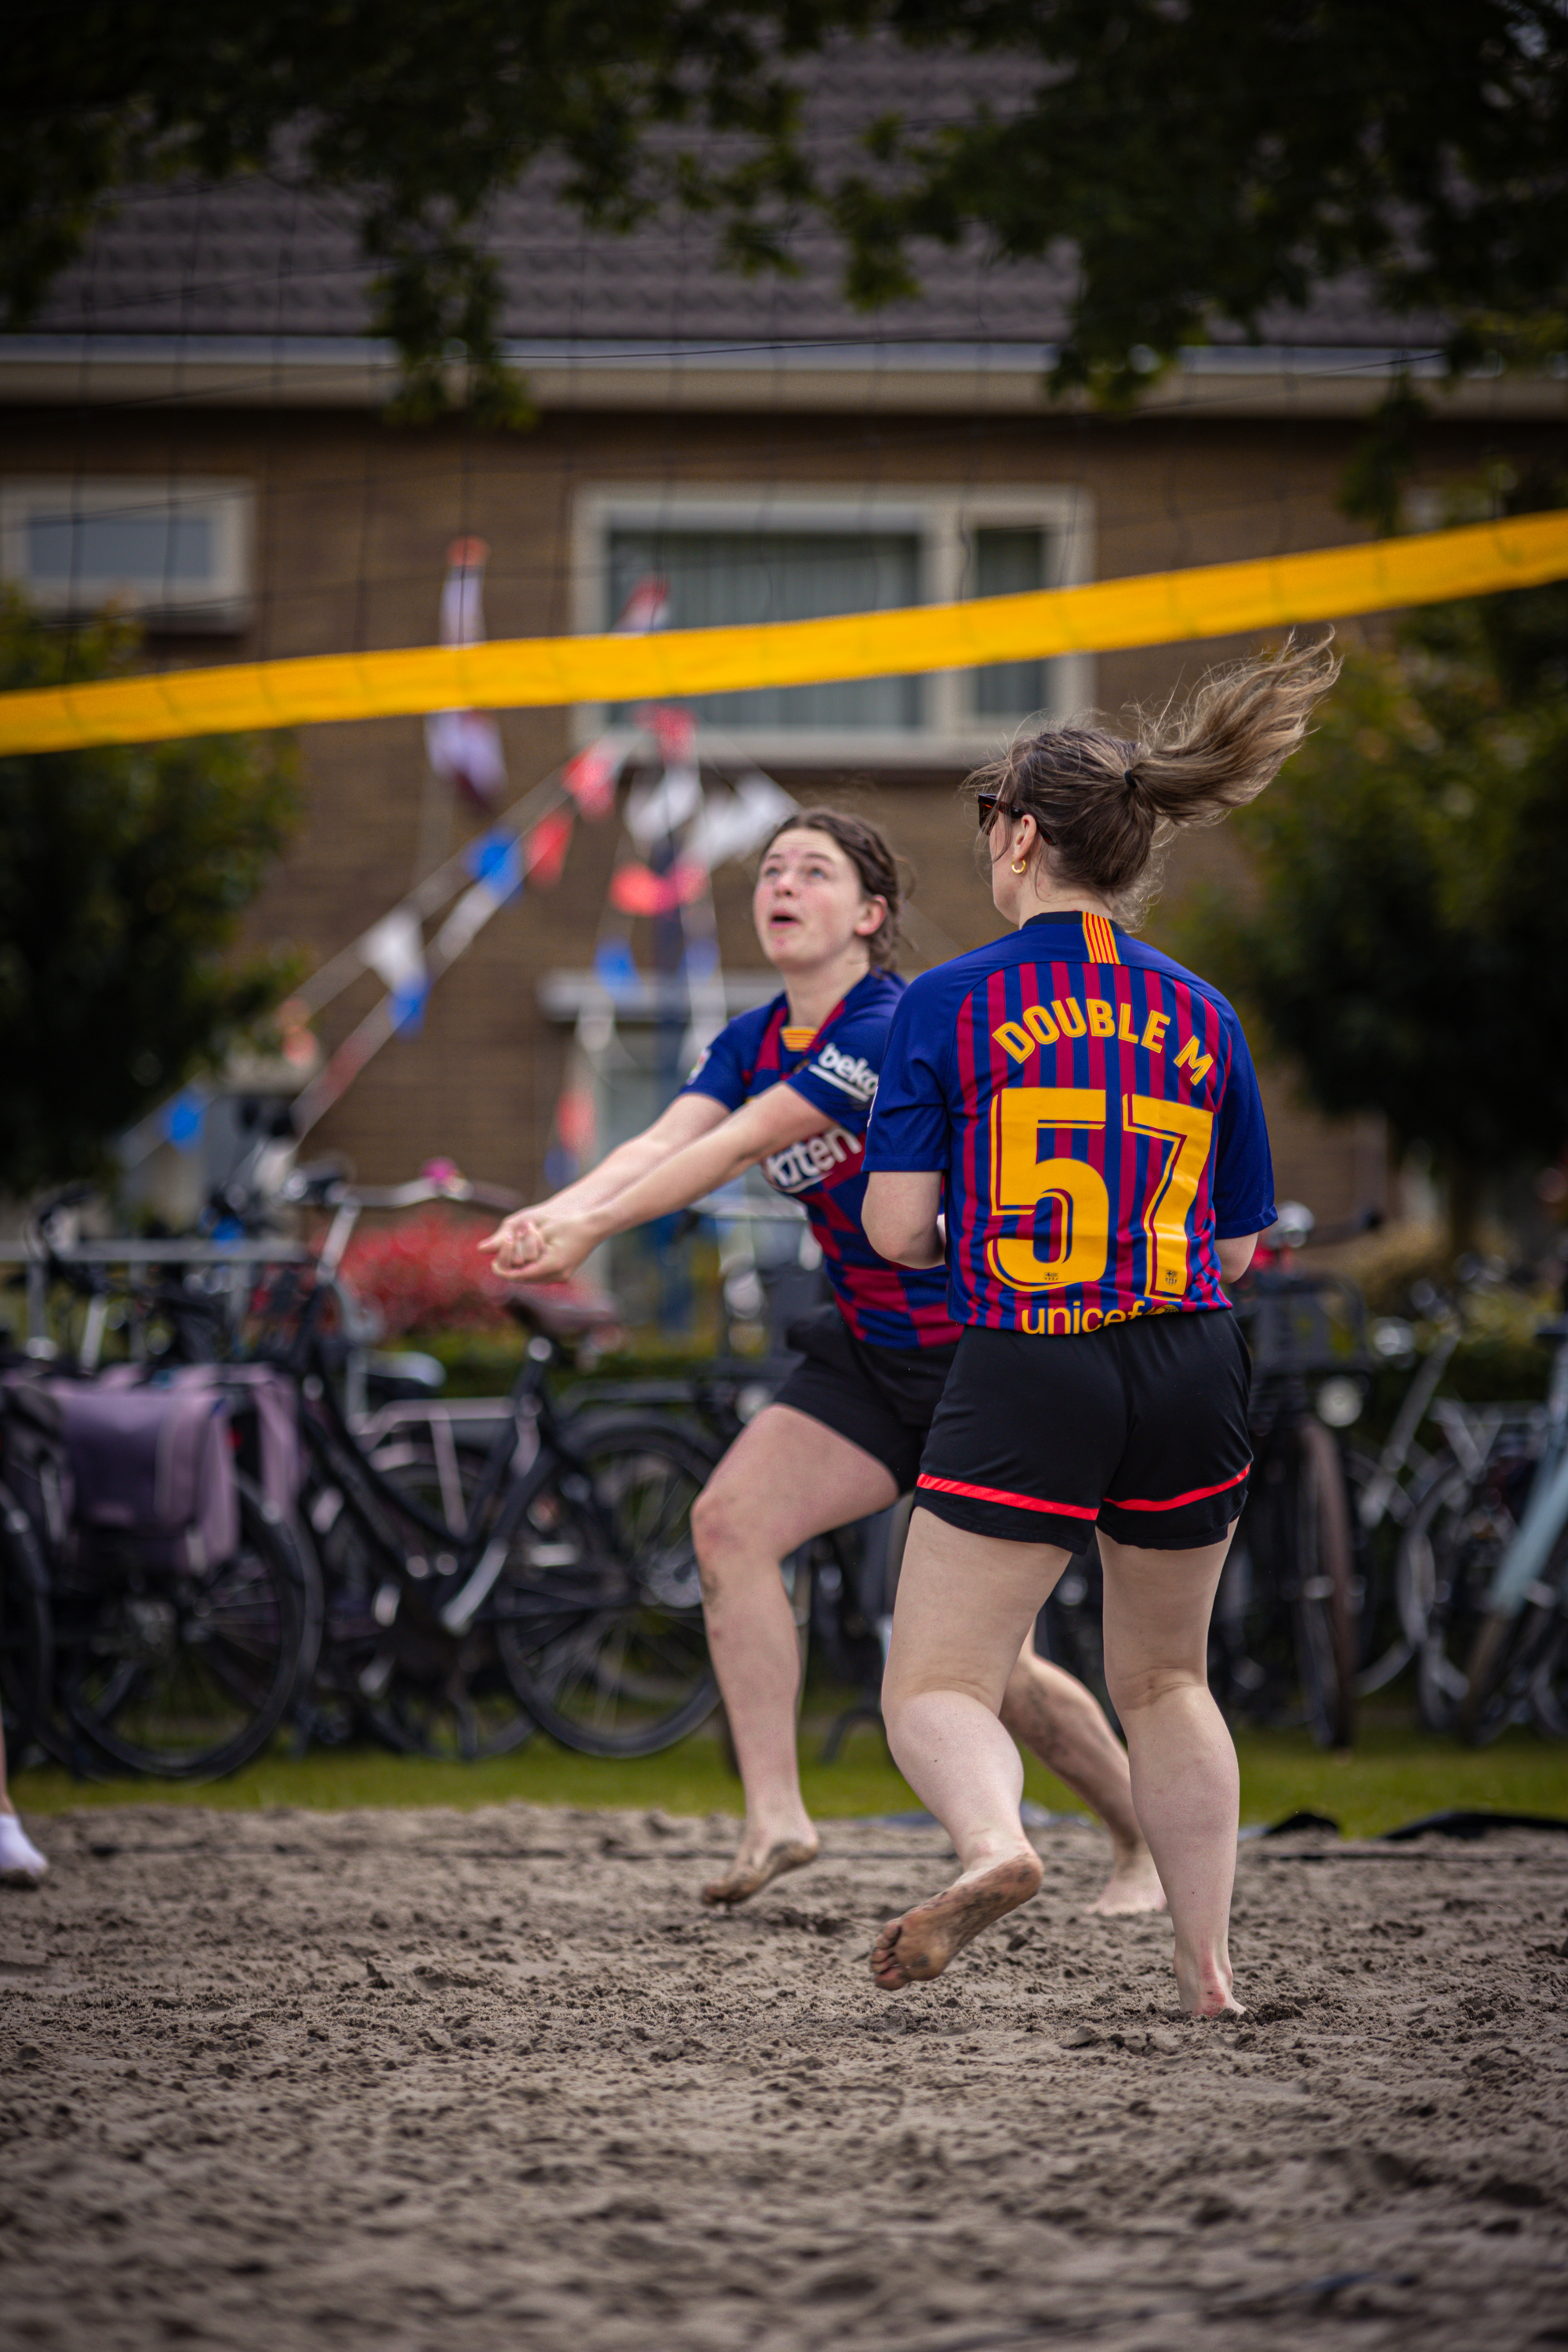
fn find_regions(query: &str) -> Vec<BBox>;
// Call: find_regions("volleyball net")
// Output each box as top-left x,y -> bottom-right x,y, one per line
3,510 -> 1566,757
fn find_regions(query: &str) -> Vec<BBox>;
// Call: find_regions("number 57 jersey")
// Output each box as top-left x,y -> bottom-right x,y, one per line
864,911 -> 1277,1333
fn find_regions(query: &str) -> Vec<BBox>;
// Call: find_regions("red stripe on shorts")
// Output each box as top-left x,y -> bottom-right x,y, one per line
916,1474 -> 1098,1520
1105,1466 -> 1250,1512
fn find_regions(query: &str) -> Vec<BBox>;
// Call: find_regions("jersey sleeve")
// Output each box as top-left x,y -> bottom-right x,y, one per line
677,1008 -> 757,1114
784,1000 -> 891,1138
862,974 -> 953,1172
1211,1008 -> 1277,1238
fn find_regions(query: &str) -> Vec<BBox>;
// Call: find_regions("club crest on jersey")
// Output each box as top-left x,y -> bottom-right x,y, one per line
810,1042 -> 878,1102
765,1125 -> 864,1193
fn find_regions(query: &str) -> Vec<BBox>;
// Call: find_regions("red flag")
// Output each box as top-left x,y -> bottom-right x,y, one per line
524,808 -> 574,887
640,703 -> 696,764
608,860 -> 708,917
615,576 -> 670,633
562,730 -> 635,821
554,1087 -> 596,1159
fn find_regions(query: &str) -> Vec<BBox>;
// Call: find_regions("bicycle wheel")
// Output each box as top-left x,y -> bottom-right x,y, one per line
1459,1599 -> 1558,1745
361,1436 -> 539,1762
1292,1418 -> 1358,1748
1457,1504 -> 1568,1743
498,1414 -> 721,1757
1409,1454 -> 1528,1733
0,1483 -> 53,1773
56,1477 -> 319,1779
1346,1443 -> 1428,1695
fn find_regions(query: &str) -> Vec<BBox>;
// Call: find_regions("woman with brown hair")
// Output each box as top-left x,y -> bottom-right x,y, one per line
483,810 -> 1162,1915
862,639 -> 1339,2014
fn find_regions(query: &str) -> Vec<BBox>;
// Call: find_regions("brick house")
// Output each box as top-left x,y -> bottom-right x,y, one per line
3,78 -> 1562,1237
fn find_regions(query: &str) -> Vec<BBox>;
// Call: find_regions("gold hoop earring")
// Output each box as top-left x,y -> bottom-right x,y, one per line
1010,855 -> 1029,875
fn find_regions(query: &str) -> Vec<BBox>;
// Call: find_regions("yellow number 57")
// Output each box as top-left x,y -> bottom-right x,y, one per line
987,1087 -> 1215,1295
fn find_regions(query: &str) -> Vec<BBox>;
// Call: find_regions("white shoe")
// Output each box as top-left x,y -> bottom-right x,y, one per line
0,1813 -> 48,1886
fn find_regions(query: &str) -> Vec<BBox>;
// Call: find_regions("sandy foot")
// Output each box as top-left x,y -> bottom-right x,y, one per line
1087,1845 -> 1167,1917
701,1834 -> 819,1908
872,1849 -> 1044,1989
1176,1954 -> 1246,2018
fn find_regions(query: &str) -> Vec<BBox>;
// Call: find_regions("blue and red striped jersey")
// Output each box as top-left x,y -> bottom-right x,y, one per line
681,970 -> 960,1350
864,912 -> 1276,1334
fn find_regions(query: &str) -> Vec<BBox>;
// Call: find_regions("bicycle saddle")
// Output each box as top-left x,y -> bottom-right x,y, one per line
503,1283 -> 622,1342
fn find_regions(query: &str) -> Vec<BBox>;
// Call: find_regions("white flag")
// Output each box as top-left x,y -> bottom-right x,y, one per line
685,772 -> 797,869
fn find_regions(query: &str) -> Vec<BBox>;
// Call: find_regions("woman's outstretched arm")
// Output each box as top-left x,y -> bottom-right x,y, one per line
481,1094 -> 728,1272
490,1085 -> 836,1283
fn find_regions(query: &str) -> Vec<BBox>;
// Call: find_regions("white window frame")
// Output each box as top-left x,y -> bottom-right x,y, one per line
0,477 -> 254,633
571,484 -> 1094,766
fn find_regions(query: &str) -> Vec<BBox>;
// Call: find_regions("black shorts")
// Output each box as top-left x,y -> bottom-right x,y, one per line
915,1310 -> 1251,1552
774,1305 -> 958,1495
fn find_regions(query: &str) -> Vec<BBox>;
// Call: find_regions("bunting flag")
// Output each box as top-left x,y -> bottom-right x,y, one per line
358,909 -> 430,1033
431,828 -> 525,962
423,536 -> 506,807
608,860 -> 710,917
640,702 -> 696,763
164,1090 -> 208,1152
554,1087 -> 597,1159
562,730 -> 637,818
274,998 -> 320,1072
593,938 -> 640,994
625,760 -> 703,848
615,577 -> 671,634
523,807 -> 575,886
684,771 -> 797,869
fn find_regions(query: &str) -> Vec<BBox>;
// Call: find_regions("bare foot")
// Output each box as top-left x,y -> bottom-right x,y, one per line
701,1834 -> 819,1909
1175,1951 -> 1245,2017
1087,1842 -> 1167,1917
870,1850 -> 1044,1990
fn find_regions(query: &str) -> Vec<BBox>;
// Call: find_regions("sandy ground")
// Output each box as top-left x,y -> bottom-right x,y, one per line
2,1804 -> 1566,2352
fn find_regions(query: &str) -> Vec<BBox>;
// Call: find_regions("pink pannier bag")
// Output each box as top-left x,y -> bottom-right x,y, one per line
48,1382 -> 240,1576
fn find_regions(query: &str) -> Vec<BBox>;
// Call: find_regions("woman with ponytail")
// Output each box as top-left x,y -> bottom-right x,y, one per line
484,810 -> 1161,1916
862,637 -> 1339,2014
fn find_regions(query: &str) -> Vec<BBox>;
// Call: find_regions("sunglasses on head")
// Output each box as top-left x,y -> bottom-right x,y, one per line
976,793 -> 1053,847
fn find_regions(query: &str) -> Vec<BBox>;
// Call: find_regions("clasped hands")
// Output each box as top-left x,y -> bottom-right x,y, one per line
479,1207 -> 598,1285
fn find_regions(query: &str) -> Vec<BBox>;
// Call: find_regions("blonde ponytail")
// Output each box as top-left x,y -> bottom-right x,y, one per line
969,633 -> 1341,926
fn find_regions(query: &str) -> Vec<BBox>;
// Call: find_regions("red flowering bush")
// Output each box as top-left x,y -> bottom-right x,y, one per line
337,1208 -> 512,1337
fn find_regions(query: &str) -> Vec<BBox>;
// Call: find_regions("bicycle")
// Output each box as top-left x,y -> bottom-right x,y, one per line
2,1222 -> 321,1782
1216,1239 -> 1368,1748
234,1168 -> 726,1761
1438,1312 -> 1568,1744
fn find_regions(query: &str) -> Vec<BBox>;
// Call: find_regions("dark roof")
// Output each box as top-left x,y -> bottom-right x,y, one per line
24,43 -> 1432,354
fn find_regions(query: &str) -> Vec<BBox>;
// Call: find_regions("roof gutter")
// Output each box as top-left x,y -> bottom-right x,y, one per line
1,336 -> 1563,420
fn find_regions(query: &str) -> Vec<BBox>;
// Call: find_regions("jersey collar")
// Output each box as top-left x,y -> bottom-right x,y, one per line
1021,910 -> 1123,966
773,964 -> 887,1052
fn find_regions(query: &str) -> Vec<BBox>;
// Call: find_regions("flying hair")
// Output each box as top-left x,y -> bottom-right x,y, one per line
968,633 -> 1341,927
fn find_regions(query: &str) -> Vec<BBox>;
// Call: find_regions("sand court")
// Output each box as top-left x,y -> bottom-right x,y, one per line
2,1802 -> 1566,2351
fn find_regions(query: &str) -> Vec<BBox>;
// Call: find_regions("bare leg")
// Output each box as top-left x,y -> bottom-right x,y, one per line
1098,1526 -> 1241,2017
691,1406 -> 898,1906
1000,1647 -> 1165,1915
873,1509 -> 1069,1987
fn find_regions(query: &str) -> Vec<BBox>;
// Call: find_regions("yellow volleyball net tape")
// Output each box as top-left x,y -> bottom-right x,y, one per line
4,510 -> 1567,757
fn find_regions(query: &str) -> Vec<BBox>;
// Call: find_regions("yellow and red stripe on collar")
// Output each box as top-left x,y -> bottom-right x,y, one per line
1082,910 -> 1120,965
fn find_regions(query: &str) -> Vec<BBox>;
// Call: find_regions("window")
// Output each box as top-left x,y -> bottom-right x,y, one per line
969,527 -> 1051,718
608,528 -> 921,731
574,487 -> 1093,764
0,478 -> 253,632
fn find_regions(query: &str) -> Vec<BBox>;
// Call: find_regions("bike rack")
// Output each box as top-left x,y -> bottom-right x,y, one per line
0,1238 -> 313,1350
